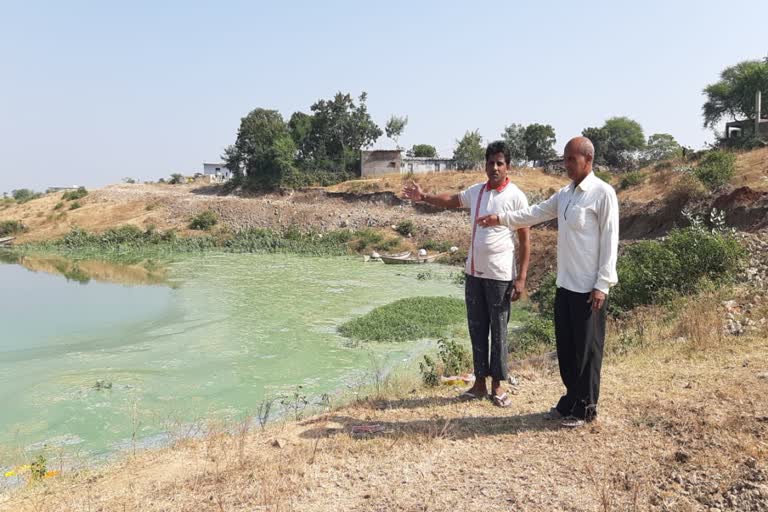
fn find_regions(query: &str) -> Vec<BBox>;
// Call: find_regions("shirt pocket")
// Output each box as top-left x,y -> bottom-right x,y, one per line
565,205 -> 588,230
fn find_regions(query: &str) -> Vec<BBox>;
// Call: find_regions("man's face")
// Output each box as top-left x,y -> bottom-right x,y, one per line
564,145 -> 591,181
485,152 -> 509,186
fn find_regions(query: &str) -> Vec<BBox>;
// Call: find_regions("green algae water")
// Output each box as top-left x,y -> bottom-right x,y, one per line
0,253 -> 462,459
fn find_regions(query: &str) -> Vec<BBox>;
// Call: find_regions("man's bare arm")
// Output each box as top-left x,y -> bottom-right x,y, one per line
511,227 -> 530,301
402,181 -> 462,209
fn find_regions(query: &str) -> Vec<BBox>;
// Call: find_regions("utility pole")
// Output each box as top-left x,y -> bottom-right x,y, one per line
757,90 -> 763,136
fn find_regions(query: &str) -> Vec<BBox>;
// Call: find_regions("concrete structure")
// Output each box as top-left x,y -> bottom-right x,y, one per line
360,150 -> 455,177
202,162 -> 233,182
725,91 -> 768,140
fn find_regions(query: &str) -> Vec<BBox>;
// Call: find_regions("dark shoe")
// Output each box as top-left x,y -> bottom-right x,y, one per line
561,416 -> 586,428
544,407 -> 565,420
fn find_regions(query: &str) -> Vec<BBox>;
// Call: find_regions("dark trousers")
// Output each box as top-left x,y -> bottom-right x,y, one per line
554,287 -> 606,421
464,274 -> 511,381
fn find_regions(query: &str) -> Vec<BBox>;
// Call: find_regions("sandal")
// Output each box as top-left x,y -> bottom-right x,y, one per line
491,392 -> 513,408
458,390 -> 485,401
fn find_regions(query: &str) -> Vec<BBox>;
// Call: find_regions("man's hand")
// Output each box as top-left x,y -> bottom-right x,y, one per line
509,277 -> 526,302
588,289 -> 606,312
402,180 -> 424,202
476,214 -> 500,227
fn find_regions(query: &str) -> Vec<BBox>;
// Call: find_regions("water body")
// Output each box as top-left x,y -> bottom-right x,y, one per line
0,252 -> 462,458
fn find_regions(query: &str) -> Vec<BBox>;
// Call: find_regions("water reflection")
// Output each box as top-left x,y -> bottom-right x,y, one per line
0,251 -> 170,286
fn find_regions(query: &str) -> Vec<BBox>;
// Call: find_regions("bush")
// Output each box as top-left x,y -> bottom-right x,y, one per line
351,228 -> 383,251
338,296 -> 466,342
419,338 -> 472,387
530,272 -> 556,318
11,189 -> 41,203
62,186 -> 88,201
421,239 -> 453,253
516,316 -> 556,354
610,227 -> 744,313
168,173 -> 185,185
619,171 -> 644,189
189,210 -> 218,230
654,161 -> 673,171
694,151 -> 735,190
68,201 -> 82,210
594,170 -> 612,183
53,201 -> 65,210
0,220 -> 27,236
395,220 -> 415,236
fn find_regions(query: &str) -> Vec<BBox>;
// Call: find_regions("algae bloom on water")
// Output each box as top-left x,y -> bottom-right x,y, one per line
338,296 -> 467,342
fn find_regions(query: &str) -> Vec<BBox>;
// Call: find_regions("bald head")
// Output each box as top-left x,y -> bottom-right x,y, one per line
565,137 -> 595,162
563,136 -> 594,183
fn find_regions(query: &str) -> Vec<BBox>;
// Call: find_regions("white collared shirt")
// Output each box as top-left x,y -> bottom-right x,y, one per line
459,179 -> 529,282
498,171 -> 619,294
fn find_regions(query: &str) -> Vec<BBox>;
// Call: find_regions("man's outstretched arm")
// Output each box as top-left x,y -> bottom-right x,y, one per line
402,181 -> 462,209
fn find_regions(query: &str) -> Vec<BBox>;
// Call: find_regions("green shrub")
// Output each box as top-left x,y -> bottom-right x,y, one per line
610,227 -> 744,313
338,296 -> 466,342
395,219 -> 415,236
421,239 -> 453,253
594,170 -> 612,183
351,228 -> 383,251
530,272 -> 556,318
53,201 -> 65,210
68,201 -> 82,210
62,186 -> 88,201
0,220 -> 27,236
619,171 -> 644,189
654,161 -> 673,171
11,189 -> 41,203
189,210 -> 218,230
694,151 -> 735,190
418,338 -> 472,387
515,316 -> 556,354
168,173 -> 185,185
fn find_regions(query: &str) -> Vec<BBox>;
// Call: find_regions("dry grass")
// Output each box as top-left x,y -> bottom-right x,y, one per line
328,168 -> 569,196
3,288 -> 767,512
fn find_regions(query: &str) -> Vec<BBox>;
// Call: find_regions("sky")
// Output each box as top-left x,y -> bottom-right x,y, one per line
1,0 -> 767,192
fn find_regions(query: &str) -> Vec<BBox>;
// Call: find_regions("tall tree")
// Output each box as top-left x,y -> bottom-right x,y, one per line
288,111 -> 313,161
385,115 -> 408,149
703,58 -> 768,130
409,144 -> 437,158
304,92 -> 382,173
501,124 -> 527,163
523,124 -> 557,164
642,133 -> 682,165
583,117 -> 645,169
223,108 -> 299,189
453,130 -> 484,170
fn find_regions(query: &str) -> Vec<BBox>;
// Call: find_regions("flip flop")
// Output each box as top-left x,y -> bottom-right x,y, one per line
491,393 -> 513,408
458,391 -> 485,401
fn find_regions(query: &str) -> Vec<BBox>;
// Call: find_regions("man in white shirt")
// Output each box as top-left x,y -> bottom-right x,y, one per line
477,136 -> 619,427
402,141 -> 530,407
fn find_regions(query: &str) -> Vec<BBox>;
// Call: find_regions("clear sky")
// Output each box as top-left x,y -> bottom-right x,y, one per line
2,0 -> 767,192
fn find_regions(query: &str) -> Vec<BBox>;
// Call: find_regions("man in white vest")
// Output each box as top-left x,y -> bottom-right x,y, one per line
402,141 -> 531,407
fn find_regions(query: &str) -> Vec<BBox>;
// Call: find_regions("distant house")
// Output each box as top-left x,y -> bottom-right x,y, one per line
202,162 -> 233,182
47,186 -> 82,193
725,119 -> 768,139
360,150 -> 455,178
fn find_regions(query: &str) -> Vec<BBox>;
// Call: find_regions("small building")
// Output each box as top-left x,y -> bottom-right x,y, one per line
725,119 -> 768,139
360,150 -> 455,177
202,162 -> 233,182
47,186 -> 82,193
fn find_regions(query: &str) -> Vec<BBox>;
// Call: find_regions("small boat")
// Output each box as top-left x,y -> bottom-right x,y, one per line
381,251 -> 446,264
0,237 -> 15,246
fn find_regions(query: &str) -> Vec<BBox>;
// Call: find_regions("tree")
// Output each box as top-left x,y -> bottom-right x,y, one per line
584,117 -> 645,169
168,173 -> 185,184
385,115 -> 408,149
304,92 -> 382,174
642,133 -> 682,165
288,111 -> 313,161
453,130 -> 484,170
501,124 -> 527,163
222,108 -> 299,189
409,144 -> 437,158
523,124 -> 557,164
703,58 -> 768,130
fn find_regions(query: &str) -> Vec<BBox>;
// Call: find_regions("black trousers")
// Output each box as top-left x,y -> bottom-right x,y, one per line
464,274 -> 511,381
553,287 -> 606,421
